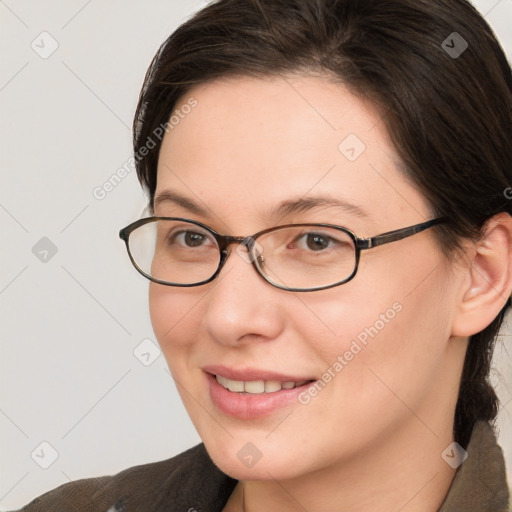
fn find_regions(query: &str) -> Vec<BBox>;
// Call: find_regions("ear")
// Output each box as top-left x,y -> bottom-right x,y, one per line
451,212 -> 512,337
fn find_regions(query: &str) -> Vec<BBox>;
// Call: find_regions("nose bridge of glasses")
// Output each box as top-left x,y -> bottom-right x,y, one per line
216,234 -> 265,272
218,234 -> 256,253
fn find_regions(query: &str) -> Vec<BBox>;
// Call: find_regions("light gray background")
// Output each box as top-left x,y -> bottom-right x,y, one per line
1,0 -> 511,509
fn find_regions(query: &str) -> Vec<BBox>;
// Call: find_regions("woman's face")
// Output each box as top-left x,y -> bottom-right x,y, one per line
149,75 -> 464,480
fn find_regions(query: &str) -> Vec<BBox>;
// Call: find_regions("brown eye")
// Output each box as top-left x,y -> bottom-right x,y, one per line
166,228 -> 214,249
305,234 -> 330,251
292,232 -> 339,252
182,231 -> 207,247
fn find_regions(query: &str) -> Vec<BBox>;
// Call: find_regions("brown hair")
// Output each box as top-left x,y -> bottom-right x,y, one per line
133,0 -> 512,448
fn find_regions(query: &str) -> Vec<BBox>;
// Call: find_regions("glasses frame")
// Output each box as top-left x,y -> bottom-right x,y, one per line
119,216 -> 449,292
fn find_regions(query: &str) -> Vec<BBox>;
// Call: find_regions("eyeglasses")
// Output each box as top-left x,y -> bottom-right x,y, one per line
119,216 -> 449,292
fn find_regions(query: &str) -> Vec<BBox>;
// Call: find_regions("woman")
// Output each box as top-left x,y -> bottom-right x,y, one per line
15,0 -> 511,510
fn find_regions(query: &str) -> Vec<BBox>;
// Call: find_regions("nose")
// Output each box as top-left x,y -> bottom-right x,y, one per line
202,244 -> 285,347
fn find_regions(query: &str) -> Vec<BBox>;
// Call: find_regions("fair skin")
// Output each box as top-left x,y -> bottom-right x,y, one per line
148,74 -> 512,512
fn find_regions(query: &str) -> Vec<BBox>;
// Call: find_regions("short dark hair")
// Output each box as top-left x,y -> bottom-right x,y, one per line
133,0 -> 512,448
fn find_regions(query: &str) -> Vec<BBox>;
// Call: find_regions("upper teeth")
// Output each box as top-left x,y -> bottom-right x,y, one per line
215,375 -> 308,394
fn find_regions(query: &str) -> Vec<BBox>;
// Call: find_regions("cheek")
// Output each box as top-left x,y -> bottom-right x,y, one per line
292,279 -> 404,361
293,258 -> 453,412
149,284 -> 202,359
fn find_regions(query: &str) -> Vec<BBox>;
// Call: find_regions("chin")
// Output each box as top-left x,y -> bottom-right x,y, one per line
202,435 -> 312,481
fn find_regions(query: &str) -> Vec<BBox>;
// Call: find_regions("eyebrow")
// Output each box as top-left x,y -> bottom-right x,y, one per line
153,190 -> 370,220
153,190 -> 208,216
269,195 -> 369,220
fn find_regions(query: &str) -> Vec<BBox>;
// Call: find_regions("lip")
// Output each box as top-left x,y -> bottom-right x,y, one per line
202,364 -> 315,382
203,366 -> 316,420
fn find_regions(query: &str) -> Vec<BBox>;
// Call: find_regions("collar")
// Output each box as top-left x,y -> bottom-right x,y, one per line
438,420 -> 509,511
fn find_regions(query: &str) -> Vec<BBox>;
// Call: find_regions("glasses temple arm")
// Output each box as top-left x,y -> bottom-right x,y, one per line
357,217 -> 449,250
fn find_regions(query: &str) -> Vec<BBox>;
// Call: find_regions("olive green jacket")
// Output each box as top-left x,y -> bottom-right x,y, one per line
10,421 -> 510,511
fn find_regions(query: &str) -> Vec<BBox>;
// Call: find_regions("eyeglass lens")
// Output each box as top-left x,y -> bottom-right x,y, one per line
128,219 -> 357,290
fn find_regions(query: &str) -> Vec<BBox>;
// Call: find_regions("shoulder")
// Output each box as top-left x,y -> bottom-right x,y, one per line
12,443 -> 237,512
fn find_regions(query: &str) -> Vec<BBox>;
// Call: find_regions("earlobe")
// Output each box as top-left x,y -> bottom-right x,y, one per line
451,212 -> 512,337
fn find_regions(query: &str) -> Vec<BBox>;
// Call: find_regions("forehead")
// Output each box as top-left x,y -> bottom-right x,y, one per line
155,75 -> 429,230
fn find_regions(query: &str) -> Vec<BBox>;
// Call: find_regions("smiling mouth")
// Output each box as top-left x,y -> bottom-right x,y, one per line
215,375 -> 314,394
